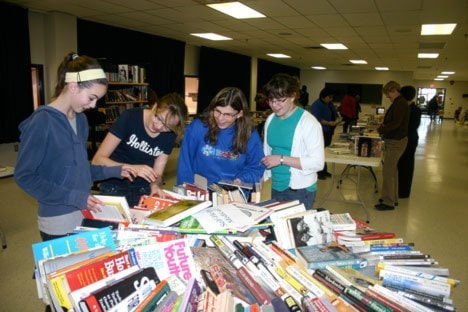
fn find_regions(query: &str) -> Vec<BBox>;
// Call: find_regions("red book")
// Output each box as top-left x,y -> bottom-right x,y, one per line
134,195 -> 179,211
65,248 -> 139,292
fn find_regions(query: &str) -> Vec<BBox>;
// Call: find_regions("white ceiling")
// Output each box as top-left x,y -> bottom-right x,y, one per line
7,0 -> 468,81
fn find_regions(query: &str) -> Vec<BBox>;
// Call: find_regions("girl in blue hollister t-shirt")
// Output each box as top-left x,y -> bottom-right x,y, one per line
93,93 -> 188,206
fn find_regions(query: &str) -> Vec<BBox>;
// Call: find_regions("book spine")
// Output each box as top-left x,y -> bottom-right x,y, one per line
210,235 -> 271,305
380,271 -> 450,298
343,285 -> 393,312
370,284 -> 435,312
364,288 -> 408,312
92,268 -> 159,311
389,288 -> 456,311
134,280 -> 171,312
311,270 -> 345,295
308,257 -> 366,270
285,266 -> 326,298
376,263 -> 459,287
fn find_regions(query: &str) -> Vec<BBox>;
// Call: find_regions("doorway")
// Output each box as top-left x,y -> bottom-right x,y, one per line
31,64 -> 45,109
417,87 -> 445,116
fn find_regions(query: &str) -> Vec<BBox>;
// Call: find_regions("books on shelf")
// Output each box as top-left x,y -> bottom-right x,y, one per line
295,242 -> 368,270
142,199 -> 212,227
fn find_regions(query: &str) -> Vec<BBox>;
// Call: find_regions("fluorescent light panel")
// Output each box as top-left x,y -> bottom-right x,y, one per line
418,53 -> 439,58
375,67 -> 389,71
191,33 -> 232,41
350,60 -> 367,64
320,43 -> 348,50
441,71 -> 455,75
437,75 -> 449,78
311,66 -> 326,70
266,53 -> 291,58
207,2 -> 265,19
421,23 -> 457,35
434,78 -> 444,81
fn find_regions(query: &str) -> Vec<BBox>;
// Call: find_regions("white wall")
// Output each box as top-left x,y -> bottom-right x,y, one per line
300,69 -> 468,118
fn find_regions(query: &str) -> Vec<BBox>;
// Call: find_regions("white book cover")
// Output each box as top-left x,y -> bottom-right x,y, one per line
133,238 -> 196,282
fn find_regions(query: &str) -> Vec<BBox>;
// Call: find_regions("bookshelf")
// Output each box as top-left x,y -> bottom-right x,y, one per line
101,82 -> 149,124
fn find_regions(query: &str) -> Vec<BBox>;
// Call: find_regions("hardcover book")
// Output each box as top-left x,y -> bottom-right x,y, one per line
81,195 -> 133,226
295,243 -> 368,270
287,209 -> 334,248
143,200 -> 212,227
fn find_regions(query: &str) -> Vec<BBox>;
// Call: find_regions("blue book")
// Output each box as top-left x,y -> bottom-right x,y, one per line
32,227 -> 116,266
295,243 -> 367,270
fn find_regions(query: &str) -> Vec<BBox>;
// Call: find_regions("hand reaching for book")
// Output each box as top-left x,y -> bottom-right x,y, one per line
120,164 -> 137,181
126,164 -> 158,183
87,195 -> 103,213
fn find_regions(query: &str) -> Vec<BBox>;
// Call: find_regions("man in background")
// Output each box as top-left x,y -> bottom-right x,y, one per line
311,87 -> 338,180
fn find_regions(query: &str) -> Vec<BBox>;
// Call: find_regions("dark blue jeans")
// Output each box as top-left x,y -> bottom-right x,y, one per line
99,179 -> 151,207
271,188 -> 316,210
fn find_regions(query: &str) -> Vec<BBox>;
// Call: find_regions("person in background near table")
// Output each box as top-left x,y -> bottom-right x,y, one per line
397,85 -> 421,199
311,87 -> 339,179
261,73 -> 324,210
375,81 -> 409,211
339,90 -> 358,133
298,85 -> 309,109
427,94 -> 439,122
15,52 -> 137,241
93,92 -> 188,206
177,87 -> 265,188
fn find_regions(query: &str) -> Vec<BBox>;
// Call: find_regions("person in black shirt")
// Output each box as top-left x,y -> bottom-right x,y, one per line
397,86 -> 421,198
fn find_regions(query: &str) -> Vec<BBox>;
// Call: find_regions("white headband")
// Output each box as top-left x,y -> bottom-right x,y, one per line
65,69 -> 107,83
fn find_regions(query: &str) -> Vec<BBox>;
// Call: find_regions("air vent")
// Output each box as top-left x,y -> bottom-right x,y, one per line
416,65 -> 432,69
341,63 -> 356,66
304,46 -> 325,49
419,42 -> 446,49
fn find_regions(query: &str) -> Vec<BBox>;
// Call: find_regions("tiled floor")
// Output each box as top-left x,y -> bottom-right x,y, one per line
0,117 -> 466,311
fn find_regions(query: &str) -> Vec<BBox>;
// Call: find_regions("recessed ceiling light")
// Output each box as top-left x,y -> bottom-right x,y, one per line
421,23 -> 457,35
418,53 -> 439,59
191,33 -> 233,41
320,43 -> 348,50
375,67 -> 389,71
207,1 -> 265,19
434,78 -> 444,81
441,71 -> 455,75
266,53 -> 291,58
311,66 -> 326,70
437,75 -> 449,78
350,60 -> 367,64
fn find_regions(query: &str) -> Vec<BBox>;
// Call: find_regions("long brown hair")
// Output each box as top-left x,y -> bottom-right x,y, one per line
200,87 -> 253,154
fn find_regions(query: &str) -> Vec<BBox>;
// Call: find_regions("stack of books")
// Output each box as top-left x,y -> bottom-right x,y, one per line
32,196 -> 461,312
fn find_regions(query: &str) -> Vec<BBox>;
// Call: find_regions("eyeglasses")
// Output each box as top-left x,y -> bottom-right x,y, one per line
213,108 -> 239,119
155,115 -> 175,132
268,97 -> 288,105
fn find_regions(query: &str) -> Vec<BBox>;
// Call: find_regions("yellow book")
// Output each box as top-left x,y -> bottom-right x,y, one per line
143,200 -> 212,227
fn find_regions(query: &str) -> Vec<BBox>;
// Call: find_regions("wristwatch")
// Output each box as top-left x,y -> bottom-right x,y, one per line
280,155 -> 284,165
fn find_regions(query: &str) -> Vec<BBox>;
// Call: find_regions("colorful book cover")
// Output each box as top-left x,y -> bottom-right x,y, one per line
296,243 -> 367,270
143,200 -> 211,227
32,227 -> 116,266
133,238 -> 196,282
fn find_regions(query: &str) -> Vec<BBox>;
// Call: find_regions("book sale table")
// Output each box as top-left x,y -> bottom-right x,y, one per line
318,149 -> 381,223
